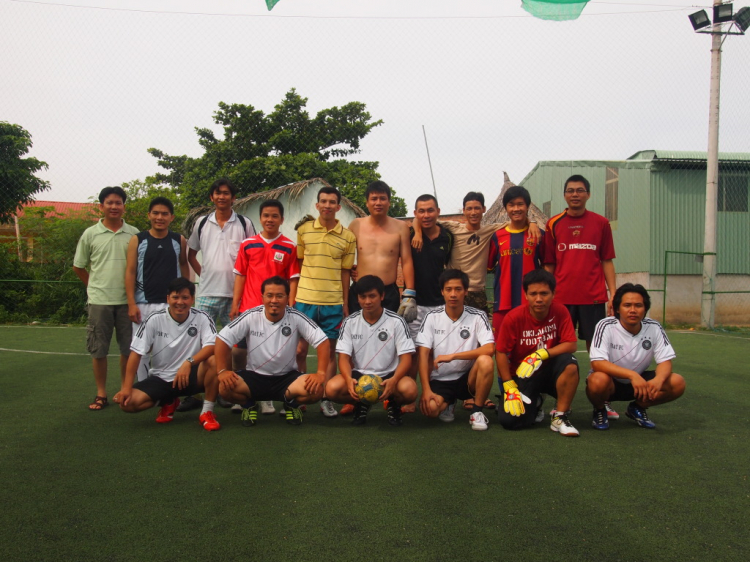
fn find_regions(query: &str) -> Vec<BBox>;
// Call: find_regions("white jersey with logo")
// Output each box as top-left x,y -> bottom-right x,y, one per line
589,317 -> 676,383
131,308 -> 217,382
414,305 -> 494,382
337,309 -> 415,377
218,306 -> 327,376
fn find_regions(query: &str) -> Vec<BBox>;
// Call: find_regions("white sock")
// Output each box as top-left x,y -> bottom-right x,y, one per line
201,401 -> 215,415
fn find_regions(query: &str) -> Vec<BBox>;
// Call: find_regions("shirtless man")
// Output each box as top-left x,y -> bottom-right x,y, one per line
348,181 -> 416,318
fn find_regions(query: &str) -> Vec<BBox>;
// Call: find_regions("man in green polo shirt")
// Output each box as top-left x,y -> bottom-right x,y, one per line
73,186 -> 139,411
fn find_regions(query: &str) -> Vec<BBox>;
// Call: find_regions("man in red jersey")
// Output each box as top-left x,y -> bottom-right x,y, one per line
230,199 -> 300,415
495,269 -> 580,436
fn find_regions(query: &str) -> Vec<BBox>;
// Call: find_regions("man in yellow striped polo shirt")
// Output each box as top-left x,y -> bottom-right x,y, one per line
294,186 -> 357,418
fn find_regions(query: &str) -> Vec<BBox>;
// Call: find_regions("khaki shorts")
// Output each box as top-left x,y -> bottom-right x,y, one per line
86,304 -> 132,359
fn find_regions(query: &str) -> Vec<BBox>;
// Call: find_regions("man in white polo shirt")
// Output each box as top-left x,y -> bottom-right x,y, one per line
114,277 -> 221,431
416,269 -> 495,431
587,283 -> 686,430
326,275 -> 417,426
211,276 -> 330,427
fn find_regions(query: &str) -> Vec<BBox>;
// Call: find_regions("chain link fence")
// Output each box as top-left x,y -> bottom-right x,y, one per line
1,1 -> 748,325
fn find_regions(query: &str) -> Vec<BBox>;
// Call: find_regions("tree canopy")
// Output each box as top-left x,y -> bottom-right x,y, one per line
148,89 -> 407,216
0,122 -> 50,223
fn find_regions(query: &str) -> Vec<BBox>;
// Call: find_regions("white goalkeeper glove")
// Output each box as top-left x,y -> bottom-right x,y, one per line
397,289 -> 418,323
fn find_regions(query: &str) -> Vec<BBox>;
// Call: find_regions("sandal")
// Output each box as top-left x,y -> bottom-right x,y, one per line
89,396 -> 109,411
463,399 -> 496,411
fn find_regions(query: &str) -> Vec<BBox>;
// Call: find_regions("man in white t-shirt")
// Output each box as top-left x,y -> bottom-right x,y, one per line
326,275 -> 417,426
114,278 -> 221,431
415,269 -> 495,431
210,276 -> 330,427
587,284 -> 686,430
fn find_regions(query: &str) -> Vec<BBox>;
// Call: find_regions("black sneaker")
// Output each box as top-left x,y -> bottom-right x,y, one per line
285,405 -> 303,426
351,402 -> 371,426
175,395 -> 202,412
387,401 -> 403,427
240,406 -> 257,427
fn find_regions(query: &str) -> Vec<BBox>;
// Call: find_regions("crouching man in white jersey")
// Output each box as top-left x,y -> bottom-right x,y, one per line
114,277 -> 221,431
210,276 -> 330,427
416,269 -> 495,431
587,284 -> 686,430
326,275 -> 417,427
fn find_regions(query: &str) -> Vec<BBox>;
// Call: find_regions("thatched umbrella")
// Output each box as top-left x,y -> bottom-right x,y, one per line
482,172 -> 548,230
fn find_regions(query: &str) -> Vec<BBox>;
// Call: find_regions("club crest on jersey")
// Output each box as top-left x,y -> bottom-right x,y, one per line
642,339 -> 652,350
188,327 -> 198,337
572,229 -> 581,237
460,329 -> 470,339
282,326 -> 292,337
274,251 -> 284,262
378,331 -> 388,341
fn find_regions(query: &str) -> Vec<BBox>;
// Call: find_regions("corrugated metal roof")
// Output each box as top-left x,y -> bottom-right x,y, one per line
628,150 -> 750,162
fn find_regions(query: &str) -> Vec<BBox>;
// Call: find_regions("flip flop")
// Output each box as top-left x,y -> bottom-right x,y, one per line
463,399 -> 496,411
89,396 -> 108,411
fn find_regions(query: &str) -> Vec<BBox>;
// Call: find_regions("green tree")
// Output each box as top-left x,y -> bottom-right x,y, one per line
148,89 -> 407,216
0,122 -> 50,223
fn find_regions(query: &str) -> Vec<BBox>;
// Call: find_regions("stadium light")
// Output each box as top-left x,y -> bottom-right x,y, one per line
689,10 -> 711,30
713,3 -> 734,24
735,6 -> 750,32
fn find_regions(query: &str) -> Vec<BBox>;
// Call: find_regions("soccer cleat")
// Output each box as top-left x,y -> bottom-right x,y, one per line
469,411 -> 489,431
605,401 -> 620,420
387,401 -> 403,427
199,411 -> 221,431
339,403 -> 355,416
591,408 -> 609,430
550,412 -> 580,437
351,402 -> 371,426
216,395 -> 233,409
320,399 -> 338,418
535,395 -> 545,424
626,402 -> 656,429
279,405 -> 306,417
155,398 -> 180,423
260,401 -> 276,415
439,402 -> 456,423
175,395 -> 202,412
231,403 -> 242,414
285,406 -> 303,426
240,406 -> 258,427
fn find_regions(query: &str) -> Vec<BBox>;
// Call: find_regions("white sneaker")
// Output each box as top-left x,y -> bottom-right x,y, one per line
320,399 -> 338,418
439,403 -> 456,422
550,413 -> 579,437
469,411 -> 489,431
260,401 -> 276,415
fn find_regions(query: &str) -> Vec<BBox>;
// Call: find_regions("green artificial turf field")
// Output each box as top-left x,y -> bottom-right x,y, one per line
1,326 -> 748,561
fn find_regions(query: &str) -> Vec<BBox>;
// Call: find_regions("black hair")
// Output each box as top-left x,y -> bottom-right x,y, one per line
564,175 -> 591,193
168,277 -> 195,297
463,192 -> 485,208
502,186 -> 531,208
98,186 -> 127,204
522,269 -> 556,293
612,283 -> 651,319
439,268 -> 469,290
355,275 -> 385,297
260,199 -> 284,218
261,276 -> 290,296
365,180 -> 391,201
317,186 -> 341,204
415,194 -> 439,207
209,178 -> 237,197
149,196 -> 174,214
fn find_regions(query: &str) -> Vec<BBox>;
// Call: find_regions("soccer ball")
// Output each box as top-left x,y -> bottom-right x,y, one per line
355,375 -> 384,405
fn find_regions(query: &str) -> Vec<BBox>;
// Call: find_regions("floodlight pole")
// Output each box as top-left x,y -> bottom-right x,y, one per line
700,1 -> 723,329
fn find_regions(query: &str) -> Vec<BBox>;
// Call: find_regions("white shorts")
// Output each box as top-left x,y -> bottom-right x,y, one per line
409,305 -> 440,340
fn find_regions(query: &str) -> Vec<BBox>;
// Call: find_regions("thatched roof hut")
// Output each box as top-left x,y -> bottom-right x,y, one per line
482,172 -> 548,229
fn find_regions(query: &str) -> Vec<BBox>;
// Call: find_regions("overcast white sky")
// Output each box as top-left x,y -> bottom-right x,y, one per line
2,0 -> 749,214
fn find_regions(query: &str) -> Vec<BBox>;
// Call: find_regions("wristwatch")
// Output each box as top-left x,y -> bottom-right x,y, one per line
186,356 -> 194,364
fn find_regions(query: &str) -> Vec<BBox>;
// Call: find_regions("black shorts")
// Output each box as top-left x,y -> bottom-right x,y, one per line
429,372 -> 473,404
497,353 -> 578,430
349,282 -> 400,314
605,370 -> 656,402
566,304 -> 606,342
351,370 -> 394,382
133,364 -> 202,404
237,369 -> 301,402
